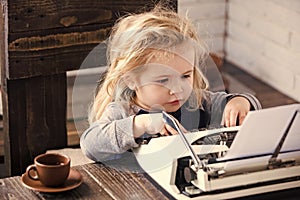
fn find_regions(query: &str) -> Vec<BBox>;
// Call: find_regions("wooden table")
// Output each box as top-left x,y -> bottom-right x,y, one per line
1,159 -> 300,200
0,158 -> 173,200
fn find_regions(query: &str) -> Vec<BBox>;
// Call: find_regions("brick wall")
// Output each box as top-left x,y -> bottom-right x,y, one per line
178,0 -> 226,57
179,0 -> 300,102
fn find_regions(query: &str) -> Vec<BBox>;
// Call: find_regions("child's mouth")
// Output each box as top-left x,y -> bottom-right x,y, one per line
168,100 -> 180,105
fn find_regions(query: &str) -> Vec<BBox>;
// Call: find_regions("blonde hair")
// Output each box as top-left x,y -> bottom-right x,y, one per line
88,6 -> 209,123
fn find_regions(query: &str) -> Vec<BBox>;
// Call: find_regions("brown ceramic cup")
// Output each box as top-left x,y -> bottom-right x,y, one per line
26,153 -> 71,187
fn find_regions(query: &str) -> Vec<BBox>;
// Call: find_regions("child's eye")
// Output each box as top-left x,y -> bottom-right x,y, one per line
155,78 -> 169,84
182,74 -> 191,79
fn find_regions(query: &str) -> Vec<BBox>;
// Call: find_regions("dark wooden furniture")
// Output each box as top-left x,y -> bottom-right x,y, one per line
0,0 -> 177,176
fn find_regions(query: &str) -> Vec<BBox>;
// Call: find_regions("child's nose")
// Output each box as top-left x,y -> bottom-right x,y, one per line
169,83 -> 183,95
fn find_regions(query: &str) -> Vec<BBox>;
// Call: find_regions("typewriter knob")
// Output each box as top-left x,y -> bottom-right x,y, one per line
184,167 -> 196,183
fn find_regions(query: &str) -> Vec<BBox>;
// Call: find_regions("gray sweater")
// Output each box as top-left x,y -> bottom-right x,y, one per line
80,91 -> 261,162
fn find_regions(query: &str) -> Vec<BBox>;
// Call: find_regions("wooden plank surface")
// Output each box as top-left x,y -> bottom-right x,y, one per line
76,163 -> 171,200
5,0 -> 177,79
3,74 -> 67,176
8,0 -> 166,32
0,162 -> 171,200
1,162 -> 300,199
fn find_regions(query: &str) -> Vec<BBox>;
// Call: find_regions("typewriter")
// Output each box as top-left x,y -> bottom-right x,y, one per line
133,104 -> 300,199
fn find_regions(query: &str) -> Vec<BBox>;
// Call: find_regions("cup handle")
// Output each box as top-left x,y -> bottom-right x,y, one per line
26,164 -> 39,180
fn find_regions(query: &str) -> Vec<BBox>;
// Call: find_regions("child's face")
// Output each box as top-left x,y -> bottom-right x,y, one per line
132,53 -> 194,112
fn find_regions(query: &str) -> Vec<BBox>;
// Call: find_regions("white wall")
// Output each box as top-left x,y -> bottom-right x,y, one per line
226,0 -> 300,101
179,0 -> 300,102
178,0 -> 226,57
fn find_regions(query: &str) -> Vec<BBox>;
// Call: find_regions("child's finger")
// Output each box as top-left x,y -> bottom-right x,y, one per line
159,127 -> 169,136
169,115 -> 188,133
224,109 -> 235,127
229,110 -> 238,127
223,109 -> 230,127
238,111 -> 247,125
178,122 -> 188,133
164,124 -> 178,135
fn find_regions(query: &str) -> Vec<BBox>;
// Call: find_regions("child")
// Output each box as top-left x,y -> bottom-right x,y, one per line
80,7 -> 261,162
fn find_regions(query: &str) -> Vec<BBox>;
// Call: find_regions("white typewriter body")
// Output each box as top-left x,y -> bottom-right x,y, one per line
133,104 -> 300,199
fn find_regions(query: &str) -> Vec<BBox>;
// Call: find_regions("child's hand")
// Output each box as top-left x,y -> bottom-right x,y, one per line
133,113 -> 187,137
133,113 -> 164,138
222,96 -> 251,127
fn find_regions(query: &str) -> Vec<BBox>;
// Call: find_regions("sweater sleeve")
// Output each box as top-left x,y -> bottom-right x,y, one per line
80,102 -> 139,162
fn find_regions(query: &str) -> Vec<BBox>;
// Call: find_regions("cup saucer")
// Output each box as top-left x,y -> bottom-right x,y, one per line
21,168 -> 83,193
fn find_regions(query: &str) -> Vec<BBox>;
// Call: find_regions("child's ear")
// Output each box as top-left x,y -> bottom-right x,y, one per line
127,81 -> 136,90
123,75 -> 136,90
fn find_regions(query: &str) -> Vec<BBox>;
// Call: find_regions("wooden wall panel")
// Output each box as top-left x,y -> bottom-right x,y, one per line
6,0 -> 177,79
